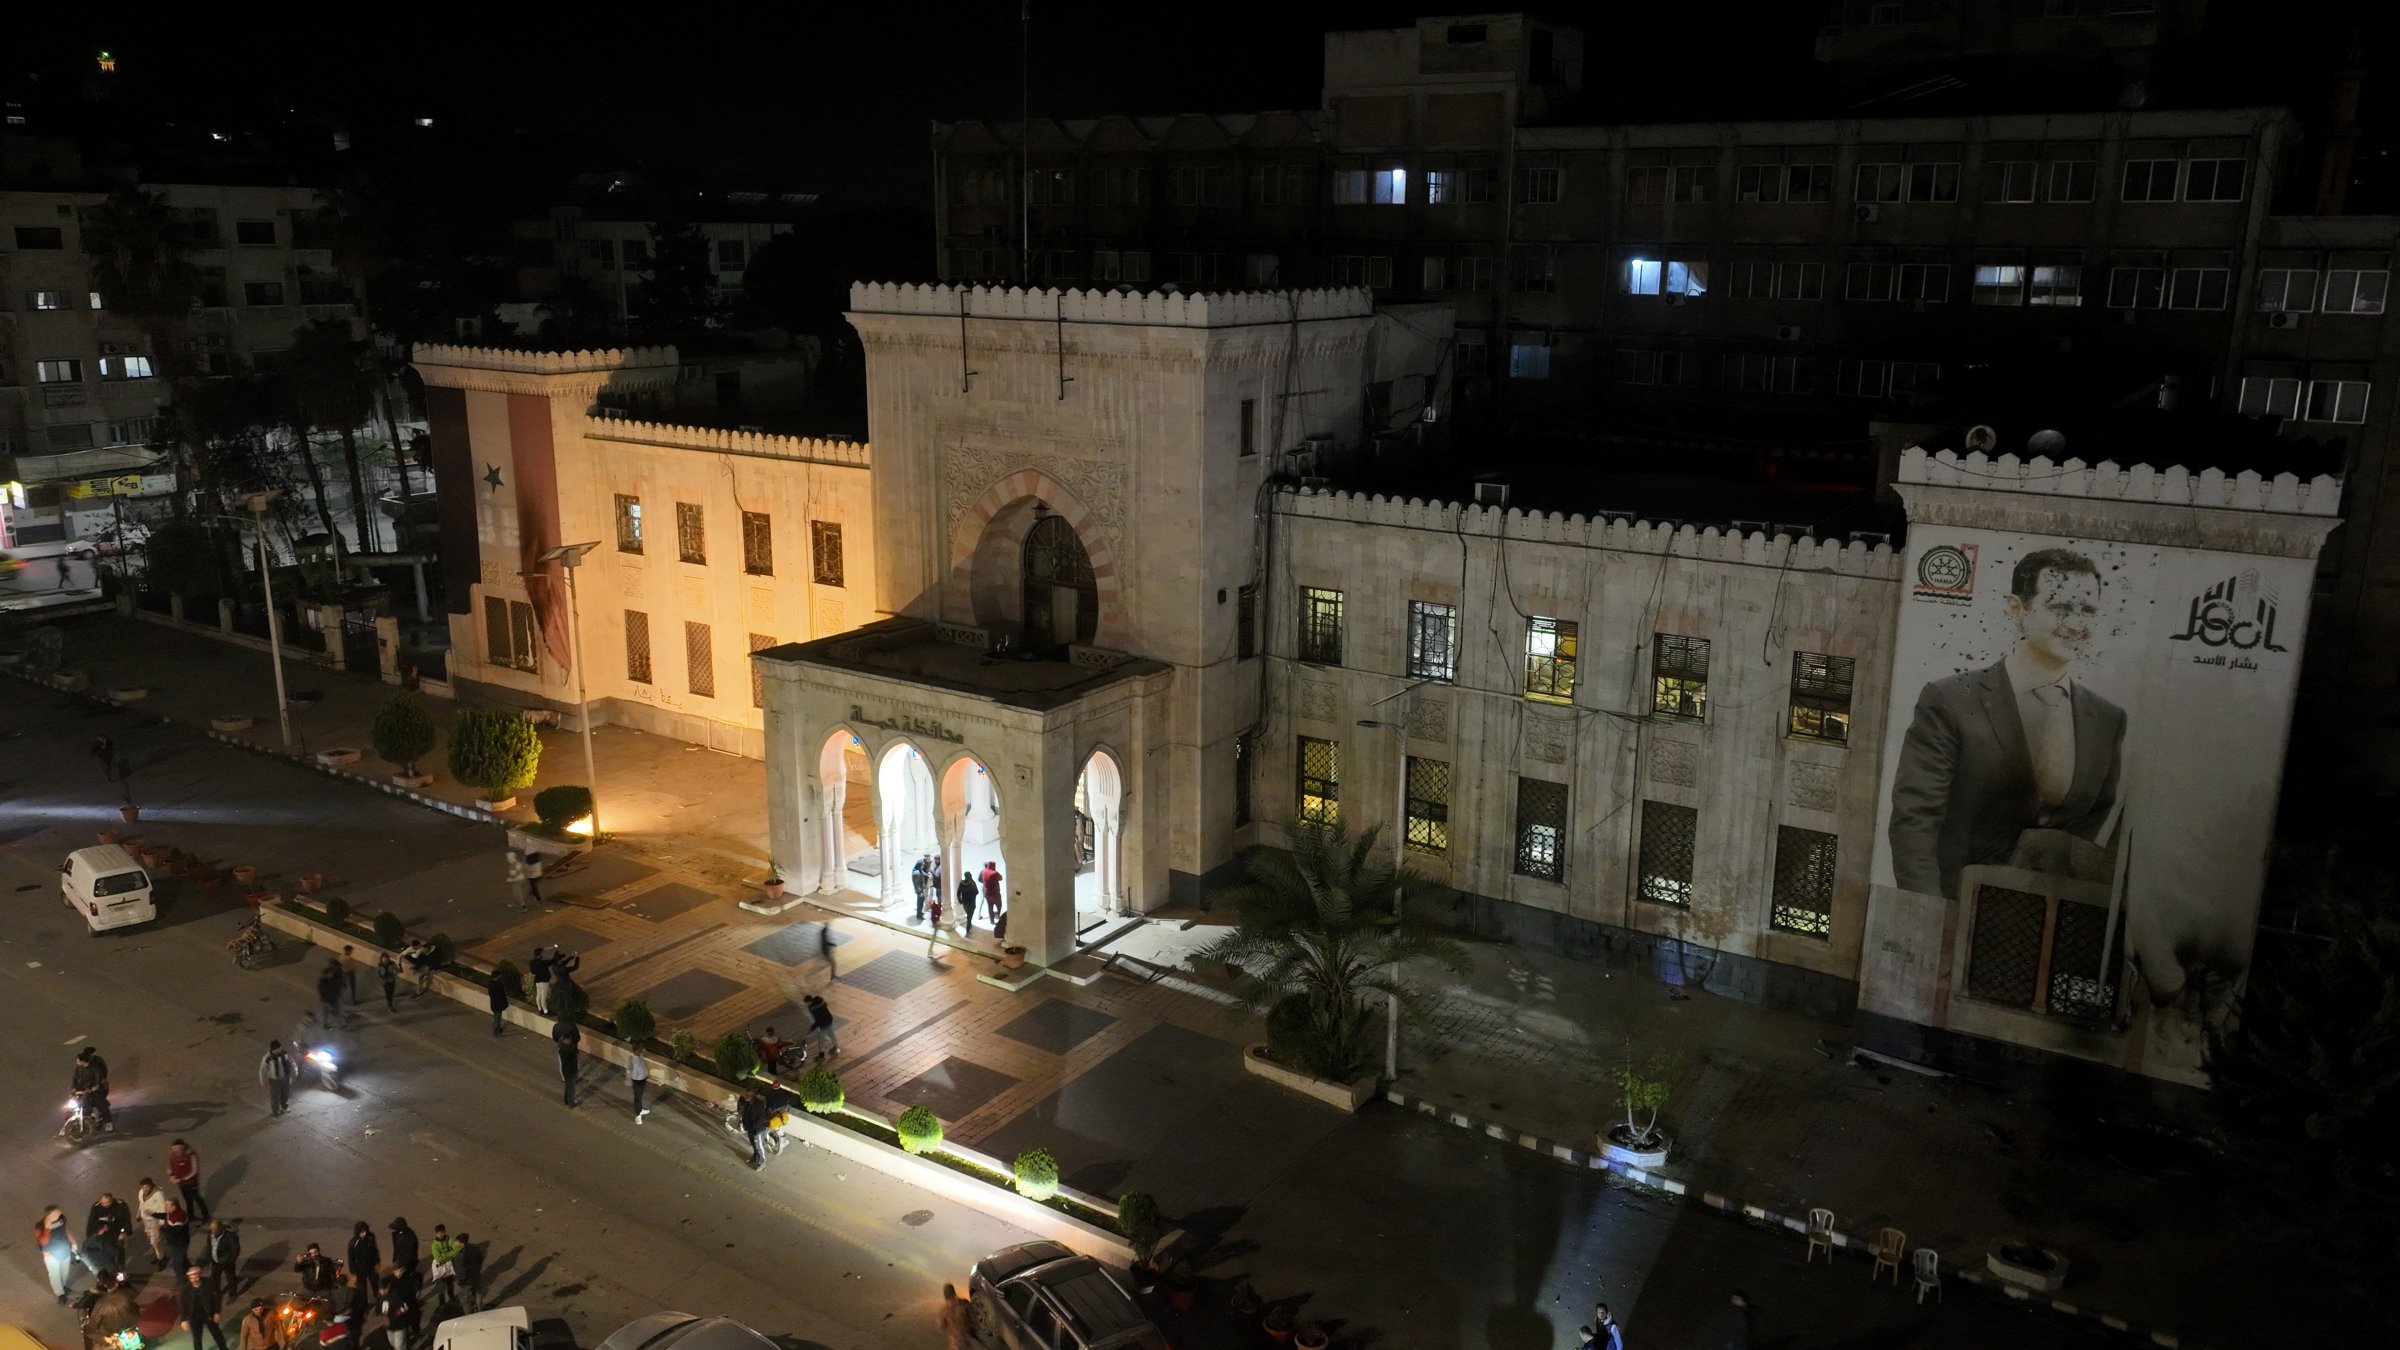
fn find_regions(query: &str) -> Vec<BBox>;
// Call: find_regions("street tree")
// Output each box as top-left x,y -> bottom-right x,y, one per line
82,188 -> 200,377
631,220 -> 718,346
283,318 -> 380,553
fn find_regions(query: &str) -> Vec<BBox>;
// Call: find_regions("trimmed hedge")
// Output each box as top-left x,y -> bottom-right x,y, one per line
371,910 -> 405,948
1013,1148 -> 1061,1201
896,1104 -> 943,1155
534,785 -> 593,830
613,999 -> 657,1044
713,1029 -> 763,1080
799,1068 -> 844,1114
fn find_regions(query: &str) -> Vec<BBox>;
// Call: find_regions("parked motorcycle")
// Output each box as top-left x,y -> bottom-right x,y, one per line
303,1044 -> 342,1091
228,919 -> 274,968
61,1091 -> 111,1143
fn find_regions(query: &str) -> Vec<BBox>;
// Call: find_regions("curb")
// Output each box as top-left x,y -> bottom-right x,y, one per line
1379,1085 -> 2202,1350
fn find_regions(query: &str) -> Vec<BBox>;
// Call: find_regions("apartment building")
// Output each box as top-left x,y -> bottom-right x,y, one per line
507,187 -> 821,324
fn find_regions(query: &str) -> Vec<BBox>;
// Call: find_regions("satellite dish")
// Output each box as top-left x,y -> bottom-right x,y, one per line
2117,80 -> 2150,110
1964,424 -> 1999,452
2027,429 -> 2068,456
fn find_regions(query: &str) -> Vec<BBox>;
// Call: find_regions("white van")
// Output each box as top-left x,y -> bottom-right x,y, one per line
61,845 -> 154,933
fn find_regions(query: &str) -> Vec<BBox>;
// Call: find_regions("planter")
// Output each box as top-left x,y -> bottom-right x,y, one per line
390,772 -> 433,789
97,828 -> 122,845
137,849 -> 166,869
1295,1330 -> 1330,1350
245,890 -> 274,908
118,805 -> 140,824
479,796 -> 517,813
1599,1124 -> 1673,1170
1228,1287 -> 1265,1324
1242,1044 -> 1377,1112
1002,945 -> 1027,970
298,872 -> 325,894
763,880 -> 786,901
108,686 -> 148,702
1263,1312 -> 1298,1345
315,747 -> 363,768
1985,1240 -> 2069,1294
231,865 -> 259,884
55,671 -> 89,692
210,715 -> 255,733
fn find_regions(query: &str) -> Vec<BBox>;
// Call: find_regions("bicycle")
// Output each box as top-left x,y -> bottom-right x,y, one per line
228,918 -> 275,969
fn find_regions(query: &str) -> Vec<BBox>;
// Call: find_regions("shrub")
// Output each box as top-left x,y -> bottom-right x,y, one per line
322,896 -> 351,924
612,999 -> 657,1044
491,960 -> 524,998
371,911 -> 405,948
446,707 -> 542,798
713,1029 -> 763,1080
896,1105 -> 943,1154
1117,1191 -> 1162,1262
1264,993 -> 1315,1068
1013,1148 -> 1061,1201
666,1028 -> 700,1064
550,979 -> 589,1024
798,1068 -> 843,1114
371,693 -> 437,776
533,785 -> 593,830
428,933 -> 455,967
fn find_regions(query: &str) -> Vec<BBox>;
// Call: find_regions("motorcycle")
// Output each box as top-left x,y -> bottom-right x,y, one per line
228,919 -> 274,968
721,1101 -> 793,1156
61,1091 -> 111,1142
302,1045 -> 342,1091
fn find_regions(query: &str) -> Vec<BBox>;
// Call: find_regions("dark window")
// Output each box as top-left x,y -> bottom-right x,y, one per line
810,520 -> 844,587
483,597 -> 508,668
1237,584 -> 1257,660
1239,397 -> 1256,457
1514,778 -> 1568,881
242,281 -> 285,306
1022,515 -> 1097,645
676,502 -> 705,564
1407,601 -> 1456,681
1653,634 -> 1709,719
1405,756 -> 1450,856
234,219 -> 276,246
685,621 -> 715,698
615,495 -> 643,553
749,632 -> 774,708
1233,733 -> 1253,826
1298,586 -> 1343,664
1447,22 -> 1487,41
741,511 -> 773,576
625,611 -> 652,683
1638,802 -> 1696,907
1788,653 -> 1855,742
1297,735 -> 1339,827
14,226 -> 64,249
1771,826 -> 1836,937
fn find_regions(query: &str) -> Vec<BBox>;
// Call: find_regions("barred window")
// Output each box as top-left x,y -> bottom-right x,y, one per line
508,601 -> 538,673
1233,733 -> 1253,826
1771,825 -> 1836,938
482,596 -> 508,668
748,632 -> 775,707
685,621 -> 715,698
676,502 -> 705,564
1524,617 -> 1578,704
810,520 -> 845,587
614,494 -> 643,554
1653,634 -> 1710,720
1513,778 -> 1568,881
1788,653 -> 1856,743
1296,735 -> 1340,827
1637,801 -> 1696,907
1237,584 -> 1257,660
625,610 -> 652,683
1407,601 -> 1456,681
1405,756 -> 1451,856
1298,586 -> 1344,665
741,511 -> 773,576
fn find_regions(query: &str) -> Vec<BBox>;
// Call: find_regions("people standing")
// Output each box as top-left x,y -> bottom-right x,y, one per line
292,1245 -> 337,1294
936,1283 -> 975,1350
910,855 -> 931,923
424,1227 -> 461,1314
485,970 -> 510,1036
803,994 -> 839,1060
993,898 -> 1008,945
180,1267 -> 230,1350
316,962 -> 345,1027
376,954 -> 400,1013
1591,1304 -> 1624,1350
260,1040 -> 296,1117
37,1205 -> 77,1303
345,1222 -> 381,1301
339,945 -> 361,1006
528,948 -> 555,1017
84,1192 -> 130,1274
978,860 -> 1002,933
926,890 -> 944,952
168,1139 -> 211,1220
386,1219 -> 418,1281
92,735 -> 119,783
206,1220 -> 241,1301
956,872 -> 977,932
159,1200 -> 192,1280
382,1257 -> 421,1348
136,1180 -> 171,1266
550,950 -> 582,1012
738,1087 -> 771,1170
626,1046 -> 651,1123
238,1300 -> 276,1350
1719,1292 -> 1754,1350
552,1017 -> 581,1106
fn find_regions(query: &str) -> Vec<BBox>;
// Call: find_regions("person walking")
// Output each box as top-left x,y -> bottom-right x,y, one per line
339,946 -> 361,1006
92,736 -> 120,783
737,1087 -> 771,1170
259,1040 -> 296,1116
84,1192 -> 131,1275
925,890 -> 944,953
626,1046 -> 651,1123
485,970 -> 510,1036
818,920 -> 838,978
978,860 -> 1002,933
528,948 -> 555,1017
376,953 -> 400,1014
522,851 -> 546,903
316,962 -> 346,1027
344,1222 -> 381,1302
1718,1292 -> 1754,1350
424,1227 -> 461,1314
936,1283 -> 975,1350
38,1205 -> 78,1304
803,993 -> 839,1060
180,1266 -> 230,1350
955,872 -> 977,932
159,1200 -> 192,1280
552,1017 -> 580,1107
238,1300 -> 275,1350
168,1140 -> 211,1220
206,1220 -> 241,1301
136,1181 -> 171,1266
453,1231 -> 483,1314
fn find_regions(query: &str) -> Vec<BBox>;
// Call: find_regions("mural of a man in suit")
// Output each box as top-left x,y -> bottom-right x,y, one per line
1888,547 -> 2127,899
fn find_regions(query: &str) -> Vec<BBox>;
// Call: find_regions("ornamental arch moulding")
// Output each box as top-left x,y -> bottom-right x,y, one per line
944,463 -> 1127,651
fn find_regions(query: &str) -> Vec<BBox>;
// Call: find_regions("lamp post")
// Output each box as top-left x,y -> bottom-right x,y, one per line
526,542 -> 603,838
1358,674 -> 1435,1082
243,491 -> 294,749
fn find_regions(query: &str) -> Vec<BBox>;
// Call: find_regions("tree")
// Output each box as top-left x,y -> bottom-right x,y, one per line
1190,824 -> 1469,1082
713,1029 -> 762,1080
631,220 -> 719,345
732,232 -> 833,336
445,707 -> 541,800
314,176 -> 415,499
535,269 -> 622,350
81,188 -> 200,376
371,692 -> 437,776
282,317 -> 379,553
1611,1045 -> 1680,1149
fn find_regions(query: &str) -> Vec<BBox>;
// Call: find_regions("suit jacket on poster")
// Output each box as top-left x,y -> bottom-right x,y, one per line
1887,659 -> 2125,899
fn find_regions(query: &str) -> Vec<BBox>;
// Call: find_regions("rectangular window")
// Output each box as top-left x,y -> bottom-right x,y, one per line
35,358 -> 82,383
1513,778 -> 1568,881
1668,165 -> 1708,203
2121,159 -> 2179,202
1777,261 -> 1824,301
1771,826 -> 1837,938
1237,584 -> 1257,660
1296,735 -> 1340,827
2323,269 -> 2390,315
749,632 -> 775,708
1298,586 -> 1344,664
1896,262 -> 1949,304
1519,167 -> 1562,204
1233,733 -> 1253,827
1727,260 -> 1773,300
1239,397 -> 1256,456
1904,162 -> 1959,203
1854,162 -> 1902,204
741,511 -> 773,576
685,621 -> 715,698
675,502 -> 705,564
1892,360 -> 1941,395
714,238 -> 748,271
2238,376 -> 2300,419
1836,358 -> 1889,398
1736,164 -> 1782,202
1243,253 -> 1279,286
13,226 -> 64,249
1771,355 -> 1813,394
2046,159 -> 2096,202
808,520 -> 844,587
1616,349 -> 1658,385
1665,260 -> 1708,296
30,289 -> 66,310
2029,265 -> 2084,306
1405,756 -> 1451,856
1845,262 -> 1895,302
1422,256 -> 1454,291
1786,164 -> 1832,202
2106,264 -> 2166,309
1513,247 -> 1557,293
622,609 -> 654,683
483,597 -> 508,669
234,219 -> 276,246
509,601 -> 539,674
99,356 -> 154,379
1637,802 -> 1697,908
1987,160 -> 2038,203
2182,158 -> 2245,202
1458,255 -> 1493,291
1623,258 -> 1662,295
1423,169 -> 1455,204
2256,268 -> 2317,313
1972,264 -> 2026,306
2167,267 -> 2230,310
1523,617 -> 1578,704
1509,339 -> 1551,380
615,495 -> 643,553
1626,165 -> 1668,203
2304,379 -> 2371,424
1653,634 -> 1710,719
1788,653 -> 1856,742
242,281 -> 285,306
1463,167 -> 1497,203
1407,601 -> 1457,682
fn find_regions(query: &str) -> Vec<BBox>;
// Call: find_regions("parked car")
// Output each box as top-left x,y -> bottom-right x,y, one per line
60,845 -> 153,933
432,1307 -> 531,1350
968,1241 -> 1167,1350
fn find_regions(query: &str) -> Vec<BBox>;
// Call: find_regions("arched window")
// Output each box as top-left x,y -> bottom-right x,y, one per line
1021,512 -> 1097,647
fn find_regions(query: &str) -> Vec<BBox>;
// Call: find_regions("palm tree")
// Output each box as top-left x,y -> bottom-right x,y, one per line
1191,823 -> 1469,1082
315,178 -> 413,502
282,318 -> 379,553
81,187 -> 200,377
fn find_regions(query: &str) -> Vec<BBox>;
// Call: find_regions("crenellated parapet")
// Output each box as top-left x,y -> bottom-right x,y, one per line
1895,447 -> 2343,557
1896,447 -> 2342,518
584,416 -> 871,468
847,281 -> 1374,328
413,344 -> 680,374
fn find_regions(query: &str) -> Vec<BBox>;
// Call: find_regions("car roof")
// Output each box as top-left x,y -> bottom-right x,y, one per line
68,846 -> 140,873
1019,1257 -> 1161,1347
593,1314 -> 775,1350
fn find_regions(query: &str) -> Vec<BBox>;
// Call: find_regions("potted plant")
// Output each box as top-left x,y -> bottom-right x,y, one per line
1002,944 -> 1027,969
1117,1191 -> 1163,1270
298,871 -> 325,893
1163,1260 -> 1196,1313
1262,1303 -> 1298,1343
447,706 -> 541,810
712,1029 -> 764,1081
118,802 -> 139,824
373,692 -> 439,788
97,827 -> 121,845
1600,1042 -> 1679,1168
613,999 -> 657,1045
1228,1280 -> 1265,1323
231,864 -> 259,884
1295,1326 -> 1331,1350
798,1068 -> 844,1115
762,860 -> 786,901
1012,1147 -> 1061,1201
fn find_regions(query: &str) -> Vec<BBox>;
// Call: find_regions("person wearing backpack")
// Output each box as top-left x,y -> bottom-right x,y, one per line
259,1040 -> 297,1117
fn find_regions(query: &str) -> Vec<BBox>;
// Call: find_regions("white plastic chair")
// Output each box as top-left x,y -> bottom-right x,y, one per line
1805,1208 -> 1836,1264
1913,1247 -> 1942,1304
1870,1227 -> 1907,1285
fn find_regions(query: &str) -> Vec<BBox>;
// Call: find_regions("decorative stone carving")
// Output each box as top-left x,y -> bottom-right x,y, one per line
1650,739 -> 1699,787
478,559 -> 505,586
1788,761 -> 1840,813
813,593 -> 844,637
1405,694 -> 1449,743
1524,713 -> 1571,765
1298,680 -> 1337,722
945,444 -> 1126,541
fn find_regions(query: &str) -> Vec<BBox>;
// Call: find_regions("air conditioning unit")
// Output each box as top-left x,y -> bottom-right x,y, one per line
1304,433 -> 1335,457
1472,480 -> 1511,507
1775,325 -> 1805,342
1730,518 -> 1772,535
1774,521 -> 1816,539
1854,204 -> 1880,223
2268,311 -> 2301,330
1286,449 -> 1318,476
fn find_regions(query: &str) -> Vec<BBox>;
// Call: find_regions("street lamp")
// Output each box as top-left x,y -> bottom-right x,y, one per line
523,542 -> 603,838
1358,674 -> 1437,1082
243,491 -> 294,748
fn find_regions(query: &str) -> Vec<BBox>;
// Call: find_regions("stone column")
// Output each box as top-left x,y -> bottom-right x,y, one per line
169,593 -> 186,624
375,616 -> 402,684
817,771 -> 847,894
318,603 -> 346,669
217,598 -> 236,633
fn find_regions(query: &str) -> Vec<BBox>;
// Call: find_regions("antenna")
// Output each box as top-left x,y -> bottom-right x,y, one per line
1020,0 -> 1032,286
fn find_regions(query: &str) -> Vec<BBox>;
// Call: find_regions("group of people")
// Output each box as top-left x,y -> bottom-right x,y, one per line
907,856 -> 1006,943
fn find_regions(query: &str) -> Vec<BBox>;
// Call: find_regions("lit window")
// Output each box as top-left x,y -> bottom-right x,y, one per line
741,510 -> 773,576
1972,264 -> 2025,306
810,520 -> 845,587
99,355 -> 154,379
1405,757 -> 1451,856
1298,586 -> 1344,664
1524,617 -> 1578,704
1407,601 -> 1457,682
1623,258 -> 1663,295
615,495 -> 643,553
35,358 -> 83,383
1653,634 -> 1709,719
1638,802 -> 1696,907
676,502 -> 705,564
30,289 -> 66,310
1508,339 -> 1550,380
1296,736 -> 1340,828
1665,260 -> 1708,296
1771,826 -> 1837,938
1788,653 -> 1855,742
2029,265 -> 2083,306
1513,778 -> 1568,881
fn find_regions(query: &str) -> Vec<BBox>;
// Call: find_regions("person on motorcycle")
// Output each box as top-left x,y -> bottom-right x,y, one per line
72,1048 -> 111,1129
